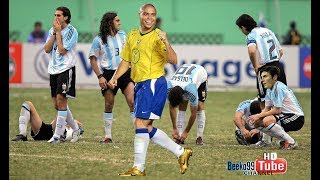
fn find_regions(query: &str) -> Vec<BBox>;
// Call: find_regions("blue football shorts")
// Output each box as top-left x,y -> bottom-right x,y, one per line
134,76 -> 167,120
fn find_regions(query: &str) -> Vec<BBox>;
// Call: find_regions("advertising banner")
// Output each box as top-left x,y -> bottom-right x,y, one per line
18,43 -> 304,88
9,43 -> 22,83
299,47 -> 311,87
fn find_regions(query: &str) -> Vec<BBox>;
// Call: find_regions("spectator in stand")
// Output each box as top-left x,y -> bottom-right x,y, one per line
27,21 -> 48,43
283,21 -> 302,45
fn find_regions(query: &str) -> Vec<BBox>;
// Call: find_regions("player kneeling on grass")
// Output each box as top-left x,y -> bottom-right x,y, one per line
167,64 -> 208,145
233,99 -> 263,145
11,101 -> 84,142
248,66 -> 304,150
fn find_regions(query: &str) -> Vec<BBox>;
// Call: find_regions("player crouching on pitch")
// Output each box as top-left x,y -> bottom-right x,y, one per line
248,66 -> 304,150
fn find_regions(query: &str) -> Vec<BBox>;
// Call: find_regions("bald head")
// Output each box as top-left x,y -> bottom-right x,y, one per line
139,3 -> 156,14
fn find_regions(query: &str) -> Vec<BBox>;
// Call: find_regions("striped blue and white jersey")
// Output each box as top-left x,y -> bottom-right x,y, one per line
265,81 -> 304,116
246,27 -> 282,65
167,64 -> 207,106
88,30 -> 126,70
46,24 -> 78,74
236,99 -> 255,128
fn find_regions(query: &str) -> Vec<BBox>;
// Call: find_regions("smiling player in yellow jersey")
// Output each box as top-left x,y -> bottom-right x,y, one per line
108,3 -> 193,176
121,28 -> 168,82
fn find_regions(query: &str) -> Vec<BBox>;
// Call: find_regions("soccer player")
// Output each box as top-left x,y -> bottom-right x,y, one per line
44,6 -> 80,143
11,101 -> 84,142
235,14 -> 287,109
248,66 -> 304,150
167,64 -> 208,145
89,12 -> 135,143
108,3 -> 192,176
233,99 -> 264,146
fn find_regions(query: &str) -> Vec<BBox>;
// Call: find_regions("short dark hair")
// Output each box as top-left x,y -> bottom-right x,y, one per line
34,21 -> 42,27
260,65 -> 280,79
56,6 -> 71,24
250,100 -> 261,115
168,86 -> 184,107
235,14 -> 257,32
290,21 -> 296,29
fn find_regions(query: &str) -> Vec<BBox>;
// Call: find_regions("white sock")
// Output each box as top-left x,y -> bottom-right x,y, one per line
149,127 -> 184,158
18,103 -> 31,136
66,106 -> 79,131
133,129 -> 149,172
259,123 -> 294,143
104,112 -> 113,139
130,111 -> 135,125
196,110 -> 206,138
53,110 -> 67,138
261,133 -> 272,144
177,111 -> 186,136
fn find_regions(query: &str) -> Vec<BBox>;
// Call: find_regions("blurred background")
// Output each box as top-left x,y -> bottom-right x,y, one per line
9,0 -> 311,89
9,0 -> 311,45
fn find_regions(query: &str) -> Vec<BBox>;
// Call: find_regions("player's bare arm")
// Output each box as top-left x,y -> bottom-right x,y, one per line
158,31 -> 177,65
90,56 -> 108,89
108,60 -> 130,89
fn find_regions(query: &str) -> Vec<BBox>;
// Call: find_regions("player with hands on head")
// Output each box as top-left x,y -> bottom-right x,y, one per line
233,98 -> 265,146
43,6 -> 80,143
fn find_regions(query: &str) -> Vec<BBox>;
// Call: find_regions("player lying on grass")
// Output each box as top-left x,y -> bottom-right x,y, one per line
11,101 -> 84,142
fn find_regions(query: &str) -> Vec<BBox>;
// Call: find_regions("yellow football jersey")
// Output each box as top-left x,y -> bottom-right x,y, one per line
120,28 -> 168,82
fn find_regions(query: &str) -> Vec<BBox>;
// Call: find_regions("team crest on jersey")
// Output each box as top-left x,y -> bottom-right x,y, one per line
137,39 -> 141,44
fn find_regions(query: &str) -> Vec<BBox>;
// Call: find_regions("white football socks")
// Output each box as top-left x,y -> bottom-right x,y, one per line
259,123 -> 294,144
177,111 -> 186,136
18,102 -> 31,136
53,110 -> 67,138
196,110 -> 206,138
133,129 -> 149,172
149,127 -> 184,158
66,106 -> 79,131
104,112 -> 113,139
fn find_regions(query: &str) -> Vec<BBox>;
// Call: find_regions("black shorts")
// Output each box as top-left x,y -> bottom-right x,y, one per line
31,122 -> 54,140
197,81 -> 208,102
50,66 -> 76,98
274,113 -> 304,132
101,68 -> 134,96
257,61 -> 287,101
